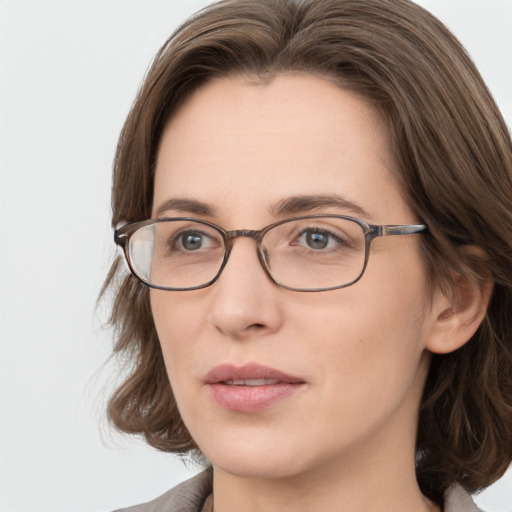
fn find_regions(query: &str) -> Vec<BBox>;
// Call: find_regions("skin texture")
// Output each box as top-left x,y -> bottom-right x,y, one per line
149,74 -> 485,512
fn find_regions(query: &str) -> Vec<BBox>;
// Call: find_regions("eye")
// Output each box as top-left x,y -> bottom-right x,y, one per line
174,230 -> 217,251
296,228 -> 343,250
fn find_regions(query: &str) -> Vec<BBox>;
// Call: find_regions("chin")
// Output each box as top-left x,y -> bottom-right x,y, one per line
195,431 -> 324,481
210,455 -> 304,480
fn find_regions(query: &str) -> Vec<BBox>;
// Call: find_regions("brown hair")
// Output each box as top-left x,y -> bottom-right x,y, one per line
104,0 -> 512,501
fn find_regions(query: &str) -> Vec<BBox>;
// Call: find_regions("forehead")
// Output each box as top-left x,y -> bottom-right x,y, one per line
153,73 -> 411,225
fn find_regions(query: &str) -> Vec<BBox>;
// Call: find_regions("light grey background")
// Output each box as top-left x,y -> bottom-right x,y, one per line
0,1 -> 511,511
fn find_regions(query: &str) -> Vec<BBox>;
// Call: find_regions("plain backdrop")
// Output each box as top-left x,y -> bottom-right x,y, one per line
0,1 -> 511,511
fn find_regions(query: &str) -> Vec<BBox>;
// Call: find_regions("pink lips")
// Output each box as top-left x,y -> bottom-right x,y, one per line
205,363 -> 305,412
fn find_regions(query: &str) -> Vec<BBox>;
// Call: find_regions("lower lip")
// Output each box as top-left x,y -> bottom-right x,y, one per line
208,382 -> 304,412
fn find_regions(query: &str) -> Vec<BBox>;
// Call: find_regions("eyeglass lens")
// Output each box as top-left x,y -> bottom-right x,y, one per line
127,218 -> 367,291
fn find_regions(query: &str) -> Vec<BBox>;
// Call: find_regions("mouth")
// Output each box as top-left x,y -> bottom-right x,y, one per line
223,378 -> 281,386
205,363 -> 305,412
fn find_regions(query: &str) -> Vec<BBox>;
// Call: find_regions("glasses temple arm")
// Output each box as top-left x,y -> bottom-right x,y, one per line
378,224 -> 427,236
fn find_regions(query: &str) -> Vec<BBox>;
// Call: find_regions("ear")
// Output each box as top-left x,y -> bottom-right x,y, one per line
426,247 -> 494,355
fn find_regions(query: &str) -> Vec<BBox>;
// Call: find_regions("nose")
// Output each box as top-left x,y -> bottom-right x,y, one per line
208,237 -> 283,339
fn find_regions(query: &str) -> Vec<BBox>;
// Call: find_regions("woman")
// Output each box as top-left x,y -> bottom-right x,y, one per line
105,0 -> 512,510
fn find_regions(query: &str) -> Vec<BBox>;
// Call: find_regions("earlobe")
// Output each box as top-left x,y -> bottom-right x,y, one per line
426,249 -> 494,355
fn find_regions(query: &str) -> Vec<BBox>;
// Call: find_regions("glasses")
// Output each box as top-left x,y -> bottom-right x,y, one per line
114,215 -> 427,292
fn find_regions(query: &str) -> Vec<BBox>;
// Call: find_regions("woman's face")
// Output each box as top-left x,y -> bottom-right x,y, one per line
151,74 -> 438,480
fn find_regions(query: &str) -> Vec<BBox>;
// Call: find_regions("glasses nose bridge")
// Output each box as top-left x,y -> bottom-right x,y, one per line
221,228 -> 270,281
223,228 -> 264,250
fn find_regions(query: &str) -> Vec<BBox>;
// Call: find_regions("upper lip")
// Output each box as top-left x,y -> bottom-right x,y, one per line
204,363 -> 304,384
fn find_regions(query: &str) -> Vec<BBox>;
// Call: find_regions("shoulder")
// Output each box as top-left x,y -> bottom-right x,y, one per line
444,485 -> 484,512
112,469 -> 213,512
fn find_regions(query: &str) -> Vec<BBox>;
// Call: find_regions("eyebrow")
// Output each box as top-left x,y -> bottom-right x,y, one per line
154,198 -> 216,217
154,194 -> 372,220
270,194 -> 372,219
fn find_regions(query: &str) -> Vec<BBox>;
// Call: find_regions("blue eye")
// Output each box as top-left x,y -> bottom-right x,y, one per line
180,232 -> 203,250
296,229 -> 342,250
174,230 -> 216,251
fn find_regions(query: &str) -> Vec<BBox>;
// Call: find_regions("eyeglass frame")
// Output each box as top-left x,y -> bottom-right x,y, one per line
114,215 -> 427,292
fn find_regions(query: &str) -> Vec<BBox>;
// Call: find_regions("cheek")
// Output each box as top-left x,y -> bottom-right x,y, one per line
150,290 -> 206,377
294,290 -> 425,370
293,250 -> 431,384
288,292 -> 428,456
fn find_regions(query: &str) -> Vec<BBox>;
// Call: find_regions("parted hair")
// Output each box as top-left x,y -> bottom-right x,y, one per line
104,0 -> 512,502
